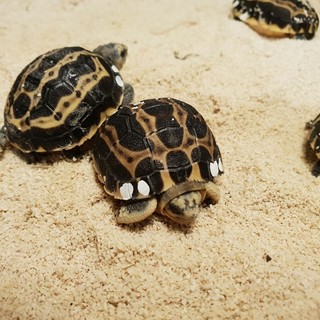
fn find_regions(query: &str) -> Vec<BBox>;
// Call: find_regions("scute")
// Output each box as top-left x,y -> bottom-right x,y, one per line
4,46 -> 125,153
12,94 -> 31,118
166,150 -> 190,168
92,97 -> 224,200
135,157 -> 154,177
120,132 -> 147,151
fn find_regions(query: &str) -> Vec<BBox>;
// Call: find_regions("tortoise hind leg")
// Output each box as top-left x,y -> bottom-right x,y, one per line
204,181 -> 220,205
116,198 -> 157,224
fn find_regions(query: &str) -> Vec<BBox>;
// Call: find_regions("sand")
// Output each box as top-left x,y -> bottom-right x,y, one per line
1,1 -> 320,319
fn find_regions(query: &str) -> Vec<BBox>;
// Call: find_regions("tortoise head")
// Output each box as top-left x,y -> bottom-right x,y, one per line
162,190 -> 205,225
157,181 -> 208,225
93,42 -> 128,70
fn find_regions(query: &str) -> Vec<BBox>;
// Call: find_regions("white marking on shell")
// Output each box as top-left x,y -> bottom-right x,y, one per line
111,65 -> 119,73
115,75 -> 124,87
138,180 -> 150,196
119,183 -> 134,200
218,158 -> 224,172
210,161 -> 219,177
239,12 -> 250,21
232,0 -> 239,8
294,16 -> 303,23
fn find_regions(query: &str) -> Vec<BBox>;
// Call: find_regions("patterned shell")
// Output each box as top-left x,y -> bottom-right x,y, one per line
309,113 -> 320,159
93,98 -> 224,201
232,0 -> 319,39
4,47 -> 124,152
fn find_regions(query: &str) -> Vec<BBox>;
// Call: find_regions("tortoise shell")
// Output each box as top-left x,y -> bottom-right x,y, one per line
4,46 -> 125,153
92,97 -> 224,201
232,0 -> 319,39
308,113 -> 320,176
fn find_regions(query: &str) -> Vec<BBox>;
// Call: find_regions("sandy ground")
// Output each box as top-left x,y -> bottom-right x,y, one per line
1,0 -> 320,319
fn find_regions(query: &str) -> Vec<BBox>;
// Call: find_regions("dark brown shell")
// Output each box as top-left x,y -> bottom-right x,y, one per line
309,113 -> 320,159
4,47 -> 124,152
232,0 -> 319,39
93,98 -> 223,200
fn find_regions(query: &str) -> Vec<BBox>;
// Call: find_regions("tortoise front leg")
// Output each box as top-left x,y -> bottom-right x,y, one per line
116,197 -> 157,224
312,160 -> 320,177
204,181 -> 220,205
121,83 -> 134,107
0,125 -> 8,155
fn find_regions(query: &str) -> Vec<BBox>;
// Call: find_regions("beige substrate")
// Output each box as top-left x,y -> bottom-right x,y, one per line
1,1 -> 320,319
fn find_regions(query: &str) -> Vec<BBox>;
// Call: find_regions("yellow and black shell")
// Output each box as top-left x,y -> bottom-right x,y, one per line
232,0 -> 319,39
4,47 -> 124,153
92,97 -> 224,201
308,113 -> 320,176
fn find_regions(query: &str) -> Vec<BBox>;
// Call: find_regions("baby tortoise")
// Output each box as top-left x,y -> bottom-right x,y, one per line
92,97 -> 224,225
232,0 -> 319,39
307,113 -> 320,176
0,43 -> 134,156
